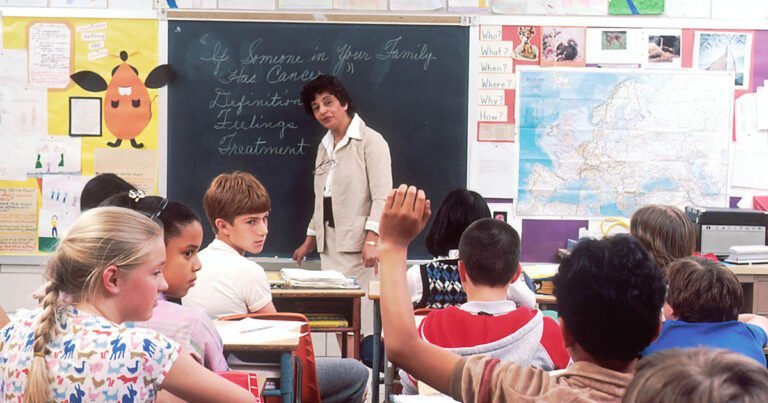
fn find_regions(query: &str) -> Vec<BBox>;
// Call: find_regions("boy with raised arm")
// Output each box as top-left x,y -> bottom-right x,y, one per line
379,185 -> 667,402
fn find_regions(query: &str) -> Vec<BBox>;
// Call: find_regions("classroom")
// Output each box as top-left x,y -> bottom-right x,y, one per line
2,0 -> 768,402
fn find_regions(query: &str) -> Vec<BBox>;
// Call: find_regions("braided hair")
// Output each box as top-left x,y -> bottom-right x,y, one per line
23,207 -> 162,402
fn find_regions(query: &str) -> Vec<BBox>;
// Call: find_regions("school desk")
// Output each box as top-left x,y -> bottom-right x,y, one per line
267,271 -> 366,359
726,263 -> 768,316
214,320 -> 300,403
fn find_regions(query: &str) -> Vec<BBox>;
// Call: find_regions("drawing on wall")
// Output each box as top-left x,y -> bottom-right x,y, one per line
50,214 -> 58,237
693,31 -> 753,89
647,31 -> 682,66
513,26 -> 540,61
28,136 -> 82,177
608,0 -> 664,15
70,50 -> 174,148
602,31 -> 627,50
541,26 -> 586,67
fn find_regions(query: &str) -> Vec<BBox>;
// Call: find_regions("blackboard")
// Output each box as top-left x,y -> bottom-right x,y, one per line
167,19 -> 469,259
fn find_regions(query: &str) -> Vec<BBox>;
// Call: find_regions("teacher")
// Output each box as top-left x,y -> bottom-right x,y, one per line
293,74 -> 392,332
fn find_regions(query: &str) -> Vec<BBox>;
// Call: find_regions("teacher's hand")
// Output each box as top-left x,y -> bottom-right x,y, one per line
363,242 -> 379,273
293,236 -> 317,267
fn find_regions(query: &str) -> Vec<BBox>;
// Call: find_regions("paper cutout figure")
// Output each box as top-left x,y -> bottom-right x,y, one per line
70,51 -> 174,149
51,214 -> 59,238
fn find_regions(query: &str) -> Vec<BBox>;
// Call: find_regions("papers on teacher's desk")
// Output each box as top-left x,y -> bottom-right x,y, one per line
280,268 -> 359,289
214,318 -> 303,345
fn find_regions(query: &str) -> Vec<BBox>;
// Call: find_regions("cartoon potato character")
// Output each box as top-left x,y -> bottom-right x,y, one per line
70,51 -> 173,148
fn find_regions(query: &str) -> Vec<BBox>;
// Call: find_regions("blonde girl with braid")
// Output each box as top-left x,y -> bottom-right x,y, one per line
0,207 -> 255,402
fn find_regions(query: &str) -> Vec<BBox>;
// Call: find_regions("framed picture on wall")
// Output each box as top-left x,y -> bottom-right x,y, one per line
693,31 -> 753,90
69,97 -> 102,137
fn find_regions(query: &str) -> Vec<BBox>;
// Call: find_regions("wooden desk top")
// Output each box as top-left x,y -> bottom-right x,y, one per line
271,288 -> 366,298
725,264 -> 768,276
214,321 -> 300,353
536,294 -> 557,304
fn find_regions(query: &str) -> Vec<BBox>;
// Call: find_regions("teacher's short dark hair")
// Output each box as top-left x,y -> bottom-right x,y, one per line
426,188 -> 490,258
300,74 -> 356,118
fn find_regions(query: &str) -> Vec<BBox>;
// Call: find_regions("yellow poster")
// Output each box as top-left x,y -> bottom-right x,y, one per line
3,16 -> 160,182
1,16 -> 161,255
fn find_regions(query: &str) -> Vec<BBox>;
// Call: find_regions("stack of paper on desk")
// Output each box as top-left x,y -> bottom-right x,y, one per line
725,245 -> 768,264
280,268 -> 355,288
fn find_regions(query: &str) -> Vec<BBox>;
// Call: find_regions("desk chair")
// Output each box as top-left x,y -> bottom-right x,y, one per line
382,308 -> 434,400
219,312 -> 321,403
216,371 -> 261,398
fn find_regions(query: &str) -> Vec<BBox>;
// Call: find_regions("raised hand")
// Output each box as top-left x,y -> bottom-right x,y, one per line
379,184 -> 431,249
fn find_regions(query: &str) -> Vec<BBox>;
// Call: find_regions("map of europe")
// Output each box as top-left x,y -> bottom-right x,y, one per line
516,68 -> 732,217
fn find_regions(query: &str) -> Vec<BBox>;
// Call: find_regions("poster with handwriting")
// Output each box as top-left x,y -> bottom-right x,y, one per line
0,179 -> 38,254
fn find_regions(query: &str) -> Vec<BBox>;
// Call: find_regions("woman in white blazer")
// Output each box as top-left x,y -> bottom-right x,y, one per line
293,75 -> 392,335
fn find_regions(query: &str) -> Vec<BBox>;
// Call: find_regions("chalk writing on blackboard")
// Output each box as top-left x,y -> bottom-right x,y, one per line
195,34 -> 442,159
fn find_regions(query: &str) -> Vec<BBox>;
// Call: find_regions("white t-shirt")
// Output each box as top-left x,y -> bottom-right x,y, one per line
184,239 -> 272,319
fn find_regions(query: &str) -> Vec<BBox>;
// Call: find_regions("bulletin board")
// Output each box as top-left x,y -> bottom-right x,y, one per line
0,11 -> 162,255
467,15 -> 768,262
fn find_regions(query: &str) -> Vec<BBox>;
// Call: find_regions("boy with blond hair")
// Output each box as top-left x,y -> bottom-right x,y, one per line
185,171 -> 276,318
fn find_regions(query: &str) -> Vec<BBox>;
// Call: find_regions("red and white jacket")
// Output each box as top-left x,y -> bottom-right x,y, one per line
400,301 -> 570,395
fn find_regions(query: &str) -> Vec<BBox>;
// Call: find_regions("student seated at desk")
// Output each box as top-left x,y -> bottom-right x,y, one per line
379,185 -> 666,402
624,348 -> 768,403
184,171 -> 369,403
400,218 -> 569,395
0,208 -> 254,402
185,171 -> 276,317
101,192 -> 228,372
406,189 -> 535,310
642,257 -> 768,365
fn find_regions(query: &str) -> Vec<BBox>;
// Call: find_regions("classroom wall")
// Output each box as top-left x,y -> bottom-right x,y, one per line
2,0 -> 768,17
